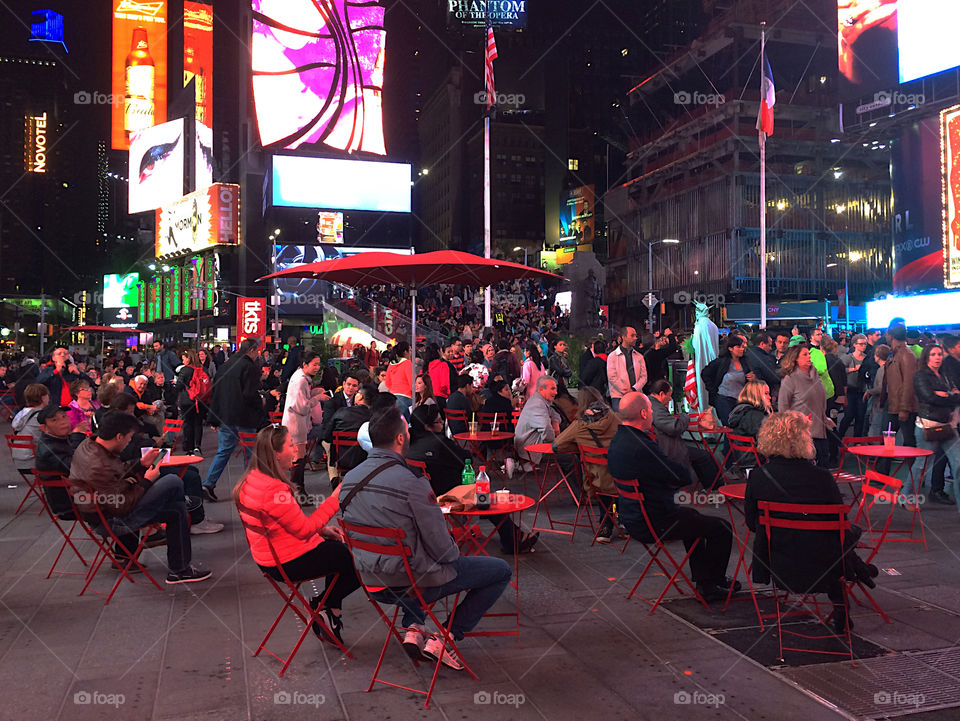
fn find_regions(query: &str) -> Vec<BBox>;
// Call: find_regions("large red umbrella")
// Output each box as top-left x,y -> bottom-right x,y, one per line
258,250 -> 564,391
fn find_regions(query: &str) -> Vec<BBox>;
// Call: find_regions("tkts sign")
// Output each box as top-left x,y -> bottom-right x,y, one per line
237,297 -> 266,343
155,183 -> 240,259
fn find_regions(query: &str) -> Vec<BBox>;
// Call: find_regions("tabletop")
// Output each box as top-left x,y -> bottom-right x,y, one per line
160,455 -> 204,467
454,431 -> 515,442
446,494 -> 535,516
848,445 -> 933,459
718,482 -> 747,500
689,425 -> 731,434
523,443 -> 556,455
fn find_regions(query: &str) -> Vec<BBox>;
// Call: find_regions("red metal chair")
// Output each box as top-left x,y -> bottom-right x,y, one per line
162,418 -> 184,451
756,500 -> 857,664
32,470 -> 90,578
338,519 -> 478,708
236,500 -> 350,675
572,444 -> 618,545
406,458 -> 431,481
71,480 -> 165,605
853,470 -> 927,559
268,411 -> 283,424
720,433 -> 765,475
6,434 -> 42,515
476,411 -> 512,432
332,430 -> 361,477
614,477 -> 710,613
0,390 -> 15,422
834,436 -> 883,500
233,431 -> 258,463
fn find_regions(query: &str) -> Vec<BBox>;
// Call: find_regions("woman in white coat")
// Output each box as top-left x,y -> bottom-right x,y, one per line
282,351 -> 328,502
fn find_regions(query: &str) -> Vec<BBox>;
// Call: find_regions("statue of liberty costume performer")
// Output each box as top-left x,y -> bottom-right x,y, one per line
682,300 -> 719,412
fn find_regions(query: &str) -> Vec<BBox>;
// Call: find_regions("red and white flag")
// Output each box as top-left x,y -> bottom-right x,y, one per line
757,50 -> 775,137
484,27 -> 498,110
684,359 -> 699,410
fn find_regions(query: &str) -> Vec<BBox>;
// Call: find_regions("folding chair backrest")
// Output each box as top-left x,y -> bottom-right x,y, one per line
235,497 -> 301,584
333,430 -> 359,447
406,458 -> 430,479
577,443 -> 608,467
238,431 -> 258,449
842,436 -> 883,449
757,501 -> 850,536
444,408 -> 468,424
338,519 -> 419,595
268,411 -> 283,424
613,476 -> 644,503
477,412 -> 510,430
6,434 -> 35,454
163,419 -> 183,434
862,470 -> 902,505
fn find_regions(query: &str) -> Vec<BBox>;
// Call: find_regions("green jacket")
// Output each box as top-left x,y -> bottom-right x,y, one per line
809,348 -> 834,398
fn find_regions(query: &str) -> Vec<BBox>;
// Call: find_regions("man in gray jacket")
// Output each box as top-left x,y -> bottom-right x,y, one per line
339,406 -> 511,669
648,380 -> 718,488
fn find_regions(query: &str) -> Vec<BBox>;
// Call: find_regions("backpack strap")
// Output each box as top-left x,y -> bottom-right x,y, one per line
339,460 -> 403,513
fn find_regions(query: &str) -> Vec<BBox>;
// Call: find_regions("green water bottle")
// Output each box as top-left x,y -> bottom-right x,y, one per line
462,458 -> 475,485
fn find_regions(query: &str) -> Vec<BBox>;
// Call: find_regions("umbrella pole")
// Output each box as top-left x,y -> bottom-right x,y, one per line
410,288 -> 417,397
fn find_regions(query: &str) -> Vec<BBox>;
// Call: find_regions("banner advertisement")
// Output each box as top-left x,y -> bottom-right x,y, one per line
155,183 -> 240,258
891,116 -> 944,292
943,105 -> 960,288
129,118 -> 185,214
111,0 -> 168,150
103,272 -> 140,327
237,297 -> 267,343
448,0 -> 526,29
559,185 -> 595,249
184,1 -> 213,125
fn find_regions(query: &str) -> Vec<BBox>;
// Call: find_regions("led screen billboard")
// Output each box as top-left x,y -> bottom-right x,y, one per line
251,0 -> 386,155
129,118 -> 185,214
111,0 -> 168,151
156,183 -> 240,258
184,1 -> 213,125
196,120 -> 213,190
271,155 -> 411,212
559,185 -> 595,248
839,0 -> 960,97
317,211 -> 344,243
273,244 -> 329,315
942,105 -> 960,288
104,272 -> 140,326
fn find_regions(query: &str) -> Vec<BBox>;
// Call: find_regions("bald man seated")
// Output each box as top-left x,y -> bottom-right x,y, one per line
607,392 -> 739,602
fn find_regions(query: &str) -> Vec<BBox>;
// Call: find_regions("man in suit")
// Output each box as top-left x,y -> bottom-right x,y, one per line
316,372 -> 360,476
325,383 -> 375,484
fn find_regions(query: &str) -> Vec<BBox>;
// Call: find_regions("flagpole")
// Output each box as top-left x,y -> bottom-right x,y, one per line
759,22 -> 767,331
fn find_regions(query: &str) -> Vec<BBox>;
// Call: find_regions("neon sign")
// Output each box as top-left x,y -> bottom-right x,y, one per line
25,113 -> 48,173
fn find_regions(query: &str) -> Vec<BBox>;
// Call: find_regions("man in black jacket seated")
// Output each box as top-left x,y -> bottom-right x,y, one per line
407,405 -> 537,554
743,411 -> 877,633
325,382 -> 374,479
35,405 -> 86,517
444,374 -> 476,436
317,372 -> 360,476
608,392 -> 738,602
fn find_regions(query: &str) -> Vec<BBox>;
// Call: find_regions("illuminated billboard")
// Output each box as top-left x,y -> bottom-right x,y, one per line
943,105 -> 960,288
196,120 -> 213,191
867,289 -> 960,328
251,0 -> 386,155
104,272 -> 140,326
184,1 -> 213,125
156,183 -> 240,259
839,0 -> 960,97
24,113 -> 50,174
448,0 -> 526,29
317,211 -> 344,243
271,155 -> 411,212
559,185 -> 595,248
129,118 -> 185,214
111,0 -> 167,151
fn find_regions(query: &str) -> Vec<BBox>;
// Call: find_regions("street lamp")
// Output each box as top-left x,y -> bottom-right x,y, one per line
827,250 -> 863,329
648,239 -> 679,332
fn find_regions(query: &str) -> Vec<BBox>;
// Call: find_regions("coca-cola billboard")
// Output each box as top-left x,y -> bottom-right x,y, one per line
237,297 -> 266,343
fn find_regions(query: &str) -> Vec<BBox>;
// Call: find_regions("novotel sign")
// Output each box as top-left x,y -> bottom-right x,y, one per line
25,112 -> 49,173
448,0 -> 526,28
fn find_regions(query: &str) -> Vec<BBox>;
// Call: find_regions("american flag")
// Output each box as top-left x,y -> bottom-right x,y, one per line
684,359 -> 699,410
484,27 -> 497,110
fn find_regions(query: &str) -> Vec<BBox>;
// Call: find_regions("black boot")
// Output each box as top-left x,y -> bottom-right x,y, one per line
291,458 -> 308,505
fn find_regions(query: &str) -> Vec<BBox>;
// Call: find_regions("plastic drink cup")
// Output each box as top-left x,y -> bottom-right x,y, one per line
883,431 -> 896,449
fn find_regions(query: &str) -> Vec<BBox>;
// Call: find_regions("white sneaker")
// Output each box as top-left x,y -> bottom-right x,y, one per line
505,458 -> 516,479
190,519 -> 225,535
402,624 -> 427,660
422,633 -> 465,670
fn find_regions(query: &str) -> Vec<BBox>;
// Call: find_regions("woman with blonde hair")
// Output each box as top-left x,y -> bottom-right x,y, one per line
727,381 -> 773,441
235,425 -> 359,643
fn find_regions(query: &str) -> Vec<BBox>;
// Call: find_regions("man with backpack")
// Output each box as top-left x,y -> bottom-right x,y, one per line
174,349 -> 212,456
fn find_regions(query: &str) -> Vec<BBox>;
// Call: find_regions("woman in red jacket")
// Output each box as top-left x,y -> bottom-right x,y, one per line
235,425 -> 360,642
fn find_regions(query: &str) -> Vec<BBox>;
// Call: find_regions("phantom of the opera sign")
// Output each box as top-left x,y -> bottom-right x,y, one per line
447,0 -> 526,29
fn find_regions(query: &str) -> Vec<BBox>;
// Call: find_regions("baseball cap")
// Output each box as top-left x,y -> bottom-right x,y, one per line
38,405 -> 70,425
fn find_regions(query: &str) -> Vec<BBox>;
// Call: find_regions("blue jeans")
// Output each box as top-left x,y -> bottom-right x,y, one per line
203,425 -> 255,489
373,555 -> 512,639
109,474 -> 191,572
396,395 -> 412,420
914,427 -> 960,508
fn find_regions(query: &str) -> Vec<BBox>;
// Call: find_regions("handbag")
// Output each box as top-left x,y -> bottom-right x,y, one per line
923,424 -> 957,442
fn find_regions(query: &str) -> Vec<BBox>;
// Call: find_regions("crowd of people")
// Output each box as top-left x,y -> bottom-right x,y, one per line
2,313 -> 958,665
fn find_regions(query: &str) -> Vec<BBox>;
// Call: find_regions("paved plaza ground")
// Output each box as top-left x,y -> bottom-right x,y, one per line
1,423 -> 959,721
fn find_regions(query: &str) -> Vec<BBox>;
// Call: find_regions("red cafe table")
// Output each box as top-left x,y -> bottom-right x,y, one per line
686,424 -> 734,486
717,482 -> 764,629
523,443 -> 580,536
444,493 -> 535,641
848,445 -> 932,493
453,430 -> 515,480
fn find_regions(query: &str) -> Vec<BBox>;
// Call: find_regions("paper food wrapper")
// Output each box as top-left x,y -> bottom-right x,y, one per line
438,483 -> 476,509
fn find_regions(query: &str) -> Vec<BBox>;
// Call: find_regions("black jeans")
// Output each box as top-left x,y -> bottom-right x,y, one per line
838,390 -> 867,439
689,446 -> 720,489
260,541 -> 361,610
877,413 -> 917,475
179,403 -> 204,452
631,507 -> 733,585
